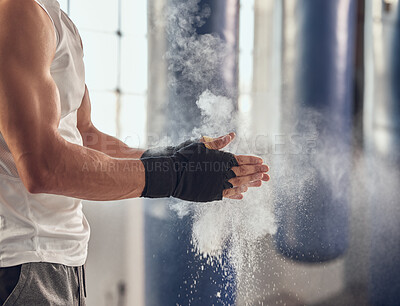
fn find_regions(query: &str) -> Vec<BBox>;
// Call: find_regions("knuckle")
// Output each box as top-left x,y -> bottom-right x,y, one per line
234,188 -> 242,195
253,173 -> 261,180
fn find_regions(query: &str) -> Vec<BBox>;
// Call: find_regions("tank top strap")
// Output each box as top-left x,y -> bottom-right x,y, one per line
34,0 -> 59,45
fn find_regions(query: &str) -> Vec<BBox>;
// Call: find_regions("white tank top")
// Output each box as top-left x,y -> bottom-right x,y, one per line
0,0 -> 90,267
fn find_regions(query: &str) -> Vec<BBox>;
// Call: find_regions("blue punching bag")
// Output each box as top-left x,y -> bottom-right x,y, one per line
275,0 -> 356,262
367,1 -> 400,304
144,1 -> 239,305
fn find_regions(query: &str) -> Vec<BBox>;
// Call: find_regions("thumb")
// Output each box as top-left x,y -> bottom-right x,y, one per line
202,132 -> 236,150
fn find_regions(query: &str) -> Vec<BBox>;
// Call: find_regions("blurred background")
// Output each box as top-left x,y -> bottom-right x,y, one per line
58,0 -> 399,305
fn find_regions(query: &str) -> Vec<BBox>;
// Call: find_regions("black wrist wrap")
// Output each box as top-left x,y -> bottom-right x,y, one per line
140,143 -> 238,202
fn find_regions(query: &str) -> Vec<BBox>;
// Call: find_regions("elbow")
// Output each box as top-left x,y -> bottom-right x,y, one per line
23,173 -> 48,194
18,159 -> 54,194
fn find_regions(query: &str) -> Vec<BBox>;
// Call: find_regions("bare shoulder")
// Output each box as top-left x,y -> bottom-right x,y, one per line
0,0 -> 54,30
0,0 -> 56,67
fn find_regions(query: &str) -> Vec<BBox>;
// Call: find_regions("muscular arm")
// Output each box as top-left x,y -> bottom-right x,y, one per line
77,86 -> 145,159
0,0 -> 144,201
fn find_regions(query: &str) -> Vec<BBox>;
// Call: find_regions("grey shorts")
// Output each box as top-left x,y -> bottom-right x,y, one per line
0,262 -> 86,306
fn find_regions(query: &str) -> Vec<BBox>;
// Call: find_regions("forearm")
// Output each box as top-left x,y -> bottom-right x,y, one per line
22,133 -> 145,201
80,125 -> 145,159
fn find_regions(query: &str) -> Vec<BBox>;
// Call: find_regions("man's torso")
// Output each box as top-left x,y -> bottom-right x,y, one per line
0,0 -> 90,268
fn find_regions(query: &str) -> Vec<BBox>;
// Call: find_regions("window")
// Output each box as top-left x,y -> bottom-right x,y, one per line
63,0 -> 148,147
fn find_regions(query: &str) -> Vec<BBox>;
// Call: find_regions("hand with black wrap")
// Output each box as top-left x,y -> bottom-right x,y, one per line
140,133 -> 270,202
141,142 -> 238,202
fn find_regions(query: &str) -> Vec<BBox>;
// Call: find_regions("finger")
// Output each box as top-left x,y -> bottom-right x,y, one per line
223,185 -> 248,198
235,155 -> 263,165
209,134 -> 232,150
225,194 -> 243,200
201,135 -> 220,143
247,180 -> 262,188
231,164 -> 269,177
262,173 -> 270,181
202,132 -> 236,150
203,134 -> 232,150
229,173 -> 264,187
205,132 -> 235,142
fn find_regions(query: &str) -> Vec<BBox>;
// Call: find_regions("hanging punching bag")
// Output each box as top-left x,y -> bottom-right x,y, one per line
144,0 -> 239,305
275,0 -> 356,262
367,1 -> 400,304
